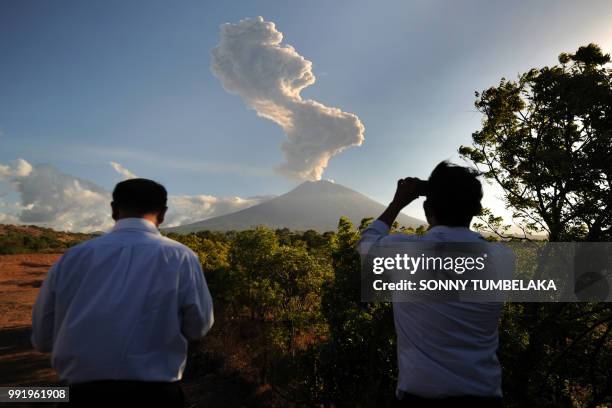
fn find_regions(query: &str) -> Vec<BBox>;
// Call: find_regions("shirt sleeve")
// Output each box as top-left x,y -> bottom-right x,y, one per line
357,219 -> 393,255
357,219 -> 422,256
178,251 -> 214,341
31,259 -> 60,352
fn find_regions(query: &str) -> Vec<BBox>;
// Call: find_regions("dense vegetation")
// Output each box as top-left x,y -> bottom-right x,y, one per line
167,219 -> 418,407
0,224 -> 97,254
167,216 -> 610,407
4,218 -> 608,406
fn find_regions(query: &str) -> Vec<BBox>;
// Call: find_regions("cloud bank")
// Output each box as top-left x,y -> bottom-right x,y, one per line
0,159 -> 269,232
0,160 -> 112,232
165,194 -> 271,228
211,16 -> 365,180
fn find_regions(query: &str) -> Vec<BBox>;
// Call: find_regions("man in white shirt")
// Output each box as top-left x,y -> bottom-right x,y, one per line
31,178 -> 214,407
358,161 -> 503,407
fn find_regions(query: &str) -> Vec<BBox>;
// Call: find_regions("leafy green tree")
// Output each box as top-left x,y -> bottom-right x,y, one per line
318,216 -> 396,407
267,246 -> 330,351
460,43 -> 611,242
228,226 -> 279,319
460,44 -> 612,407
264,245 -> 333,402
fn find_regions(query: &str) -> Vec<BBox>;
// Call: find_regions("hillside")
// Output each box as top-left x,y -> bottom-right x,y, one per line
0,224 -> 96,254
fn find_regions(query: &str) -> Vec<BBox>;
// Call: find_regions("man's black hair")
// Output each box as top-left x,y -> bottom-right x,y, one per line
424,161 -> 482,227
112,178 -> 167,215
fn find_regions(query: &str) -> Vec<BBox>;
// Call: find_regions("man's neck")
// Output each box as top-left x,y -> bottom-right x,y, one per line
428,223 -> 471,230
116,215 -> 159,227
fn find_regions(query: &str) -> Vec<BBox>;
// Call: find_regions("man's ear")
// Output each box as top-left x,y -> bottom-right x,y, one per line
157,206 -> 168,226
423,200 -> 435,225
111,202 -> 119,221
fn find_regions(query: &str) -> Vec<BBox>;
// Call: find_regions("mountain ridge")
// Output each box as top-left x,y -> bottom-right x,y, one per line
165,180 -> 425,233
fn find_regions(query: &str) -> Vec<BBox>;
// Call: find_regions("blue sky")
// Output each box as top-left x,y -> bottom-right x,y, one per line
1,0 -> 612,228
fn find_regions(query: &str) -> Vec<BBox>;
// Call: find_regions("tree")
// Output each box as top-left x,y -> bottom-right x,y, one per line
460,44 -> 612,407
460,43 -> 612,241
264,245 -> 333,402
266,246 -> 330,352
228,226 -> 279,319
318,217 -> 396,406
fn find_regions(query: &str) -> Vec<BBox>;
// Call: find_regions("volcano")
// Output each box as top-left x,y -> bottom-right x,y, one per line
165,180 -> 425,233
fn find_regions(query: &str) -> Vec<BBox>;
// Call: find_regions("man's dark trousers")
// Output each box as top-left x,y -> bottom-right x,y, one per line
60,380 -> 184,407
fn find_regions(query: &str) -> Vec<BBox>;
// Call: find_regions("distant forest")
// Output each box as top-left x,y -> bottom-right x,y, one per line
0,224 -> 97,254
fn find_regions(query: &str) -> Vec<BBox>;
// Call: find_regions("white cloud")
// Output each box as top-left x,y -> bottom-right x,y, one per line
110,161 -> 137,179
0,159 -> 269,232
0,158 -> 33,180
106,162 -> 270,227
0,211 -> 19,224
211,16 -> 365,181
164,194 -> 270,228
0,160 -> 112,232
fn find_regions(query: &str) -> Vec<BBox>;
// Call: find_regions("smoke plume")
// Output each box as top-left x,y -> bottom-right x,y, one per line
211,16 -> 365,180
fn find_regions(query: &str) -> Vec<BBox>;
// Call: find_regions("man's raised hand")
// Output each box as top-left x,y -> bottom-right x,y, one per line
391,177 -> 422,209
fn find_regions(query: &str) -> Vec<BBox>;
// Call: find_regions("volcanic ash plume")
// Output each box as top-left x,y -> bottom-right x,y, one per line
211,16 -> 365,181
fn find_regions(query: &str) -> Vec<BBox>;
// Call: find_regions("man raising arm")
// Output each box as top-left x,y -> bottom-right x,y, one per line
358,162 -> 504,407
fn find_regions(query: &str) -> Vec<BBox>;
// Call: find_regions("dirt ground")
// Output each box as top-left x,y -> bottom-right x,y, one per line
0,254 -> 61,407
0,254 -> 61,385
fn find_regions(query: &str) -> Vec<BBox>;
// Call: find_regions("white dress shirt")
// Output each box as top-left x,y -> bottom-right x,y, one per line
358,220 -> 503,398
31,218 -> 214,384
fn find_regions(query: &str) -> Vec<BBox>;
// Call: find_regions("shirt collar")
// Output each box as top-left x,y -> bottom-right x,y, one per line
111,218 -> 160,234
426,225 -> 484,240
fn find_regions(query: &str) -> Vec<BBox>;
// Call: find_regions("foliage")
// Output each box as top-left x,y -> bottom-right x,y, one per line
317,216 -> 396,407
170,220 -> 401,406
460,43 -> 612,242
461,44 -> 612,407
